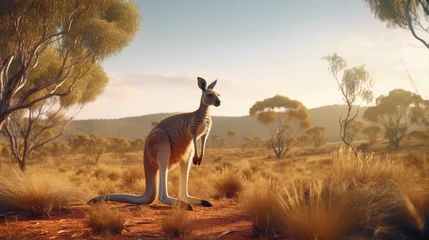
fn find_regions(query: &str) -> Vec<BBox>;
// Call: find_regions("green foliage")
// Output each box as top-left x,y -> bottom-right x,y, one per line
49,141 -> 71,157
68,134 -> 110,163
322,53 -> 374,106
364,89 -> 426,149
364,0 -> 429,50
250,95 -> 311,158
323,53 -> 374,155
108,137 -> 131,158
0,0 -> 141,129
363,0 -> 415,28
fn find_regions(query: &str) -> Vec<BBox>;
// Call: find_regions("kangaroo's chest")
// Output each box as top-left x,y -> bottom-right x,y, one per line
196,117 -> 211,137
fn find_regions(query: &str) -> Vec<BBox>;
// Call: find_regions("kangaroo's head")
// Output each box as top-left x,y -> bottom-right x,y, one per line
197,77 -> 221,107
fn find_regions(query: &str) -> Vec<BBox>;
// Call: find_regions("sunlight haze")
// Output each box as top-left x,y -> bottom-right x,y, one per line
77,0 -> 429,119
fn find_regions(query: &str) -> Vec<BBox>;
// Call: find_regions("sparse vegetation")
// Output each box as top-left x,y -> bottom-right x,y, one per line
5,1 -> 429,239
242,147 -> 429,239
212,167 -> 244,198
160,203 -> 193,238
0,167 -> 88,216
249,95 -> 312,158
323,53 -> 374,156
86,203 -> 126,235
241,177 -> 284,237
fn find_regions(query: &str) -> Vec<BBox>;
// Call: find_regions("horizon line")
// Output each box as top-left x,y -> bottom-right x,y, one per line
74,103 -> 370,121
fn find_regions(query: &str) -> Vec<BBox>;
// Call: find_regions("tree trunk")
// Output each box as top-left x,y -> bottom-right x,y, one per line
18,160 -> 26,172
393,139 -> 400,149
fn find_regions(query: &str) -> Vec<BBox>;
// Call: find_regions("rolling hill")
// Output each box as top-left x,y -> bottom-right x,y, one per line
64,105 -> 366,147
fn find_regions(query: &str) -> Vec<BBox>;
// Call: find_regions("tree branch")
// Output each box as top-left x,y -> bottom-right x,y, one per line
405,0 -> 429,49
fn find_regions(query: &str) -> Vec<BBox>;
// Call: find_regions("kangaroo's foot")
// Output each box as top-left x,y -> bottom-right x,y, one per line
201,200 -> 212,207
182,196 -> 212,207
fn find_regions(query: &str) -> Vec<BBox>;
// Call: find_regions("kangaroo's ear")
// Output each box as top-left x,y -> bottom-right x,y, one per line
197,77 -> 207,91
207,79 -> 217,89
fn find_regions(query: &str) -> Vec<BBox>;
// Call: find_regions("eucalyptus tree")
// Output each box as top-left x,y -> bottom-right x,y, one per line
323,53 -> 373,156
364,89 -> 427,149
306,126 -> 327,148
0,0 -> 140,129
0,0 -> 140,170
364,0 -> 429,50
249,95 -> 311,159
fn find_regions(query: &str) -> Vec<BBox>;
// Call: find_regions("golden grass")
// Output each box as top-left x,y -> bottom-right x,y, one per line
279,178 -> 397,240
86,203 -> 126,235
160,203 -> 193,237
212,167 -> 244,198
0,167 -> 88,216
90,180 -> 120,195
240,177 -> 284,237
1,144 -> 429,238
242,147 -> 429,239
331,148 -> 406,184
122,167 -> 144,187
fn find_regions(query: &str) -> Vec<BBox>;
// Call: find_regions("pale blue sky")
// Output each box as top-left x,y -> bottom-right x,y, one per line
77,0 -> 429,119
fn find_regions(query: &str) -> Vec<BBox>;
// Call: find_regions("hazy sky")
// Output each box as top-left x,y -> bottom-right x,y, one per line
76,0 -> 429,119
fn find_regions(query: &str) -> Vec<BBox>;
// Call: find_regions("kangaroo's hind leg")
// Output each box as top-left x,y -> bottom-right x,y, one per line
178,148 -> 212,207
150,129 -> 192,210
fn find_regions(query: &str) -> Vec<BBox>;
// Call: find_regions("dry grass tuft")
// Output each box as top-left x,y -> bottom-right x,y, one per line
242,148 -> 429,239
212,167 -> 244,198
160,203 -> 193,237
241,177 -> 284,237
0,167 -> 88,216
331,148 -> 406,184
86,203 -> 126,235
122,167 -> 144,187
91,180 -> 120,195
279,177 -> 397,240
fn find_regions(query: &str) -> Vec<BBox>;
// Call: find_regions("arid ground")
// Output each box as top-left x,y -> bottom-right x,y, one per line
1,140 -> 428,240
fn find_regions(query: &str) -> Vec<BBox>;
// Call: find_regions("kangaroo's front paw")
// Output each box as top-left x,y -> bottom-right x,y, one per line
192,155 -> 199,165
197,156 -> 203,165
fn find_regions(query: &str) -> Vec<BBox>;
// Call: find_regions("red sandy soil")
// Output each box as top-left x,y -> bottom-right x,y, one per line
0,199 -> 289,240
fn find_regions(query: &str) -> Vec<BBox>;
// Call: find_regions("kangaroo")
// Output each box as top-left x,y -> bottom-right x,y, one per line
88,77 -> 221,210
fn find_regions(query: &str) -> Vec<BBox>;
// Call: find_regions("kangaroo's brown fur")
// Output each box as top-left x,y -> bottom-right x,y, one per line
88,77 -> 221,209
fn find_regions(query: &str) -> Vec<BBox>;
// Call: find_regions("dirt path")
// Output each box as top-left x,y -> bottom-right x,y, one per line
0,199 -> 288,239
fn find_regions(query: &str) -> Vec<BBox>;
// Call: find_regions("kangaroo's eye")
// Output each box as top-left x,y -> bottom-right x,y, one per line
207,93 -> 213,97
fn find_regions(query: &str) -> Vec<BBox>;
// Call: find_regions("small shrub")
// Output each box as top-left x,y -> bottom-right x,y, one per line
279,177 -> 397,240
212,167 -> 244,198
87,203 -> 125,235
356,142 -> 370,152
107,170 -> 122,181
241,178 -> 284,237
188,176 -> 213,200
331,148 -> 406,184
91,180 -> 120,195
122,168 -> 144,187
0,167 -> 87,216
160,203 -> 193,237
